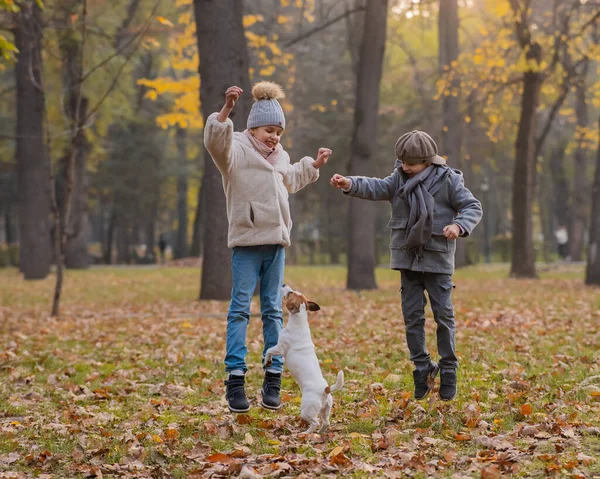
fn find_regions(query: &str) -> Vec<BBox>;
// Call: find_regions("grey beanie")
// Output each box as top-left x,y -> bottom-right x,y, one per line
247,81 -> 286,130
395,130 -> 446,165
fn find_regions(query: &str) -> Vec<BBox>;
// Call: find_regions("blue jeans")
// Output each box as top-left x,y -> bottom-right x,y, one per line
225,245 -> 285,373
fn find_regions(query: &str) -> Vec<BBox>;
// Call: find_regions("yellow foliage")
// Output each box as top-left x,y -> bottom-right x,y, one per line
243,14 -> 264,28
491,0 -> 511,18
277,15 -> 290,24
156,113 -> 204,130
259,65 -> 276,77
156,16 -> 174,27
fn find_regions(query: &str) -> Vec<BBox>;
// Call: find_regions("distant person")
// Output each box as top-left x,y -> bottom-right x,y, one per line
330,130 -> 482,402
555,225 -> 569,260
158,234 -> 168,265
204,81 -> 332,413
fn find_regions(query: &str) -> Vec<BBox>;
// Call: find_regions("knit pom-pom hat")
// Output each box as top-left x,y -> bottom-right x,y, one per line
247,81 -> 286,130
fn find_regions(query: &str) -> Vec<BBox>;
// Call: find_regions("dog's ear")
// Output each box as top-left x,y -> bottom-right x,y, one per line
307,301 -> 320,312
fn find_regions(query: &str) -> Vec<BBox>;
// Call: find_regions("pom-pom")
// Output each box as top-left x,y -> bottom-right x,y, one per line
252,81 -> 285,101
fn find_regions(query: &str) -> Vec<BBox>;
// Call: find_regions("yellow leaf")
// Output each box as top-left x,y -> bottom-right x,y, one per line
267,439 -> 280,445
277,15 -> 290,24
243,14 -> 264,28
152,434 -> 163,443
328,446 -> 344,457
156,16 -> 173,27
590,391 -> 600,397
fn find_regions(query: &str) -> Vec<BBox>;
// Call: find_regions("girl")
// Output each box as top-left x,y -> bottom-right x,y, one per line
204,81 -> 332,412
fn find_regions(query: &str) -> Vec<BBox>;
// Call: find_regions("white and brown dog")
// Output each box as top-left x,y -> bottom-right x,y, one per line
264,284 -> 344,434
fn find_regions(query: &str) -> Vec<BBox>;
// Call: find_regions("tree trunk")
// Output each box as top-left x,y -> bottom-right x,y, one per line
194,0 -> 251,300
585,112 -> 600,285
5,202 -> 17,244
569,63 -> 589,262
13,2 -> 51,280
116,221 -> 131,264
56,3 -> 91,270
346,0 -> 388,290
439,0 -> 468,267
510,43 -> 542,278
549,141 -> 570,230
190,179 -> 204,257
104,206 -> 116,264
175,126 -> 189,259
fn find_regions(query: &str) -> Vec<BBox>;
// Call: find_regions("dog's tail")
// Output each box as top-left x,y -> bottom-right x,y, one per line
324,370 -> 344,395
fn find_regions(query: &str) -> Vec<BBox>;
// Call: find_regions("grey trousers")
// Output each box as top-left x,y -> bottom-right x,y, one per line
400,269 -> 458,371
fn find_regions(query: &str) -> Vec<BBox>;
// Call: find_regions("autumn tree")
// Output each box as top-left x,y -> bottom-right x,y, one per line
347,0 -> 388,290
438,0 -> 469,267
54,0 -> 91,270
194,0 -> 251,299
586,112 -> 600,285
507,0 -> 543,278
13,0 -> 51,280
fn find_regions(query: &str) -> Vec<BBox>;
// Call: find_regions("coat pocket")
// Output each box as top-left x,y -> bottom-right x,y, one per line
387,218 -> 408,249
424,223 -> 449,252
249,201 -> 281,229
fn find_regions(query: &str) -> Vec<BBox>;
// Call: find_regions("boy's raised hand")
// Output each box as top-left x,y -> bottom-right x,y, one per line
313,148 -> 332,169
224,86 -> 243,109
330,173 -> 351,190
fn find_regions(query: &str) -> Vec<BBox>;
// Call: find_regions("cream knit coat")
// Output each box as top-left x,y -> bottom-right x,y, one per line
204,112 -> 319,248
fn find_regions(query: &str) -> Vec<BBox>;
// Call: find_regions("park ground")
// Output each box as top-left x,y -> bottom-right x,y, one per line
1,263 -> 599,478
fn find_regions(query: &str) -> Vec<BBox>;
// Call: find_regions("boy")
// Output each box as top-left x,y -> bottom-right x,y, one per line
330,130 -> 482,400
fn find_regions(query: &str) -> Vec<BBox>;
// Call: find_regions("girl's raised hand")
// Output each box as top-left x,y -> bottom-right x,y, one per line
330,174 -> 350,190
224,86 -> 243,109
313,148 -> 332,169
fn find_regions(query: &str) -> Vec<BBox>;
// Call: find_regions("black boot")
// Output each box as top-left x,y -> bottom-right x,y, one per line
439,369 -> 457,401
412,362 -> 439,400
224,374 -> 250,413
261,371 -> 282,410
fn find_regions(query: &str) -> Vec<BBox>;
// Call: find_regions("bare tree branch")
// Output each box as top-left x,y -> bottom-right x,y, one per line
81,1 -> 157,84
83,1 -> 161,122
397,34 -> 434,125
284,5 -> 364,48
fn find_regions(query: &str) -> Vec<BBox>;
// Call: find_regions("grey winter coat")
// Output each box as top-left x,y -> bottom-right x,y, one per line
345,161 -> 482,274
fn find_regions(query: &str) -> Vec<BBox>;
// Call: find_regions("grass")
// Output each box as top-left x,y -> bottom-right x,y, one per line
1,262 -> 599,477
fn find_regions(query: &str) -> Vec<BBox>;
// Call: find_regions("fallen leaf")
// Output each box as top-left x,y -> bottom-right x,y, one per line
576,452 -> 594,465
207,452 -> 234,464
328,446 -> 344,457
520,404 -> 532,416
0,452 -> 20,465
